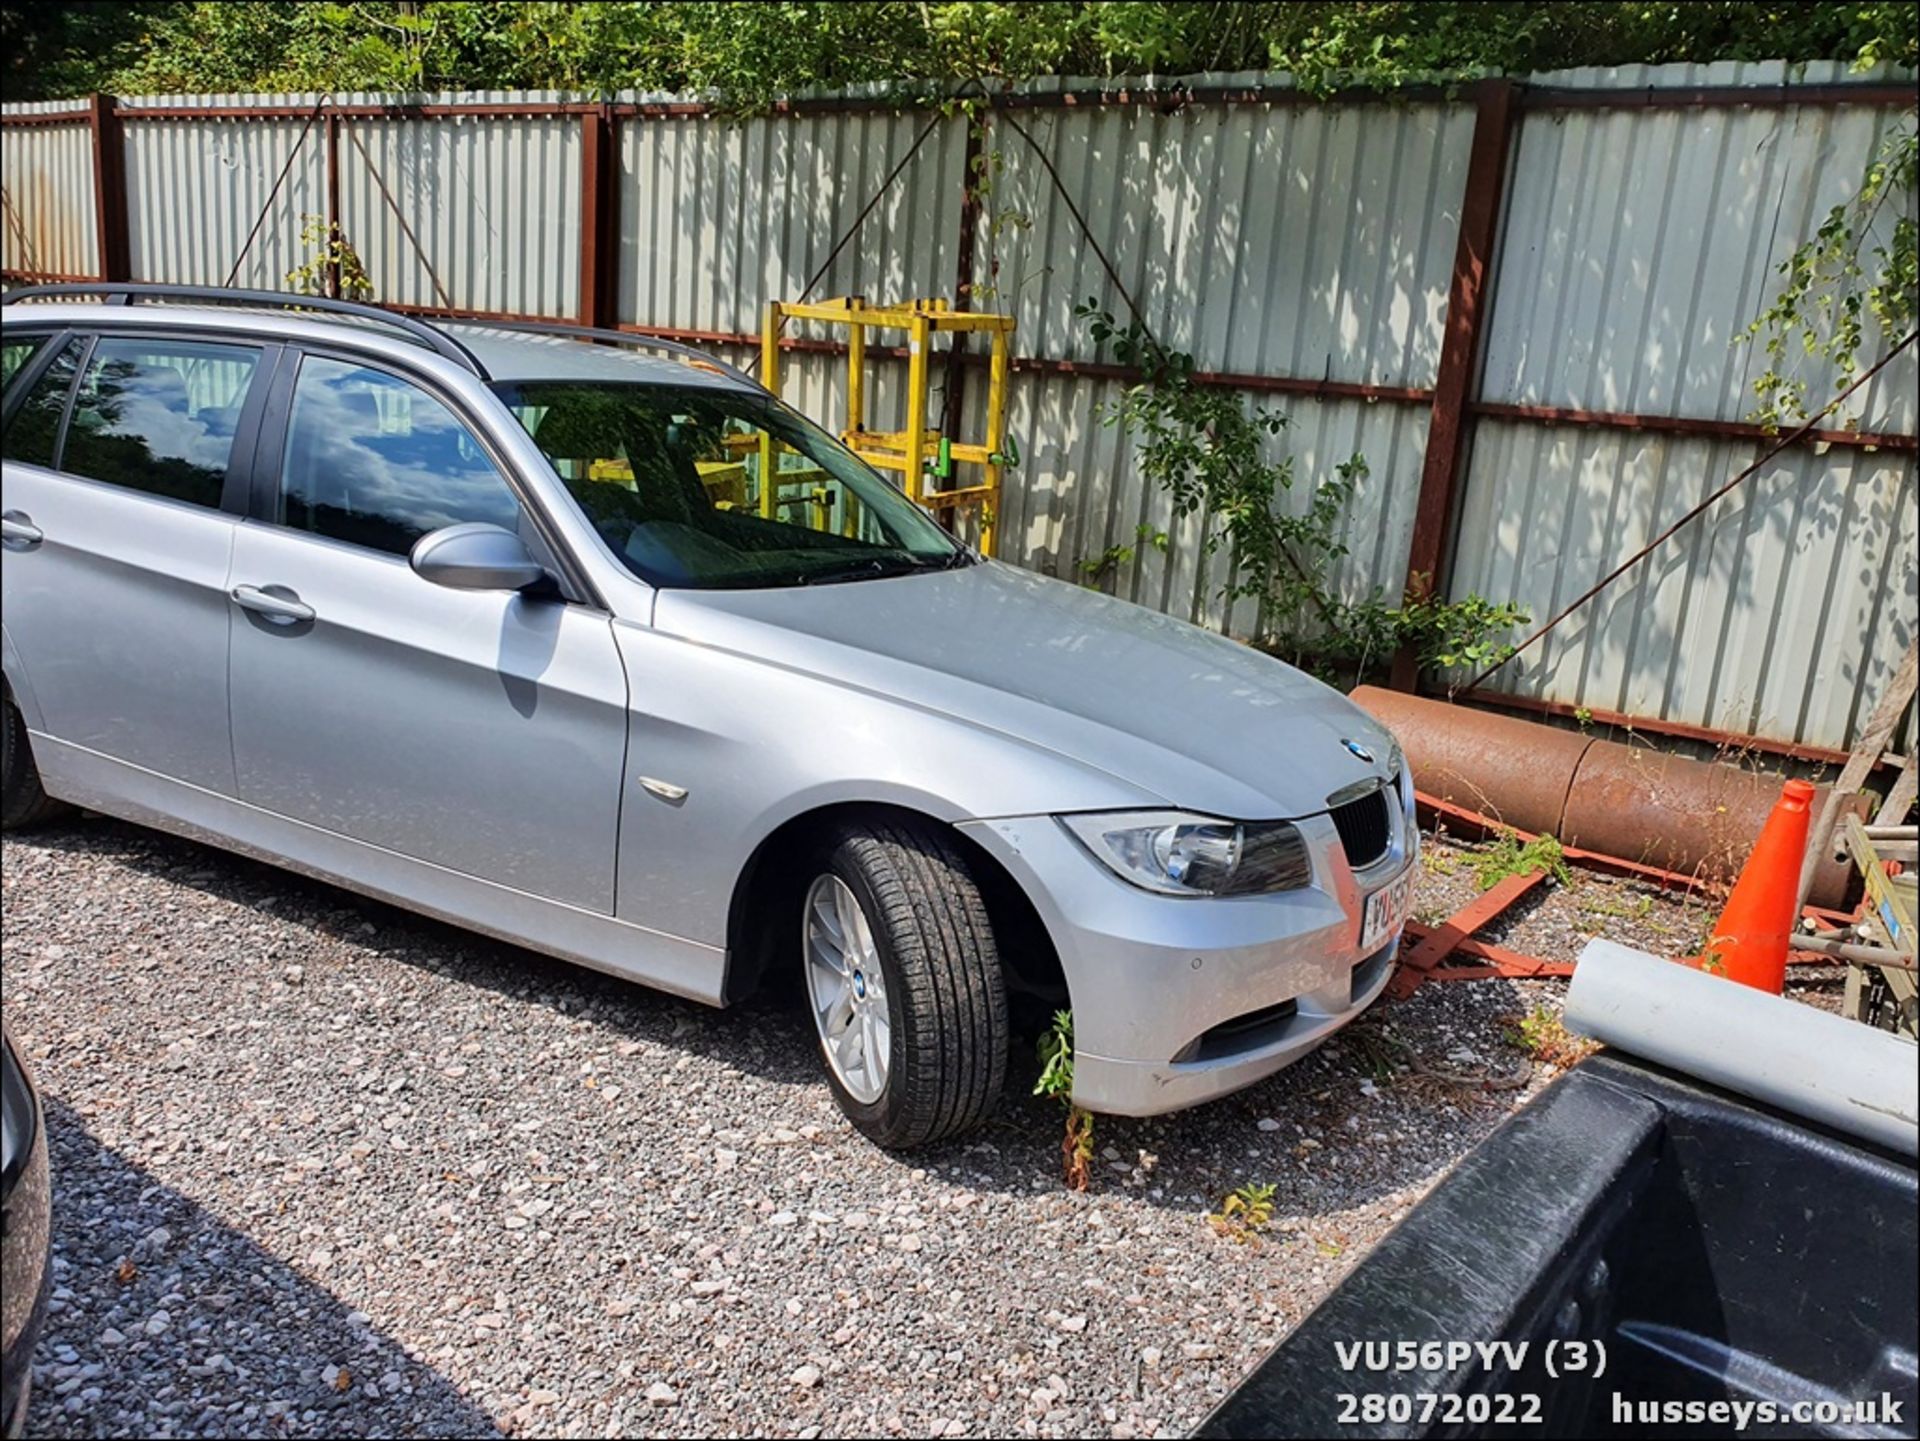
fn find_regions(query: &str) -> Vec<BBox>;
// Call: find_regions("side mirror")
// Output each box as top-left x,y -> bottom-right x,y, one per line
410,522 -> 548,592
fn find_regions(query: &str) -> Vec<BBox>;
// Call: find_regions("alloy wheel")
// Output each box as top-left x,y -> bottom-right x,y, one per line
803,873 -> 892,1104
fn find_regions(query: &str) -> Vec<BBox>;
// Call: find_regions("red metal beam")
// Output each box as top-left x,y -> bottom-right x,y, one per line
625,320 -> 1438,403
1399,925 -> 1576,980
86,94 -> 130,282
616,320 -> 1438,402
1002,353 -> 1434,403
1394,77 -> 1516,689
1403,916 -> 1849,985
0,111 -> 92,128
324,112 -> 342,298
1416,789 -> 1721,897
1389,867 -> 1547,998
578,107 -> 620,328
1472,399 -> 1916,455
111,100 -> 608,122
941,112 -> 988,442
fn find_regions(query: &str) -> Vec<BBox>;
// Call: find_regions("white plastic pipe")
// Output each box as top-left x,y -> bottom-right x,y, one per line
1565,938 -> 1919,1158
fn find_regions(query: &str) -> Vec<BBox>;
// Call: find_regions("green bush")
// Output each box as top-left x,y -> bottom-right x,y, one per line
5,3 -> 1912,104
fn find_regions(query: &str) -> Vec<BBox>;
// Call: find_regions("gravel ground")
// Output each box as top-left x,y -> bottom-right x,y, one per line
8,815 -> 1583,1438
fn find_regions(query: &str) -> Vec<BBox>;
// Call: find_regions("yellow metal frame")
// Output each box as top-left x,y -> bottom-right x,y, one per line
760,296 -> 1015,556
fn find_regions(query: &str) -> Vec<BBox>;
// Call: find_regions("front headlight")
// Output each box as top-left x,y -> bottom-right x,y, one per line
1059,811 -> 1313,897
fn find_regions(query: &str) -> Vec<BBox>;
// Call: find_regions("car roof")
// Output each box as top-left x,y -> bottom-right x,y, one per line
445,324 -> 746,390
0,296 -> 756,395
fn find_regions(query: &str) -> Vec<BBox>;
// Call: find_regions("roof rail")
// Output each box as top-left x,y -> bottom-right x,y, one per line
472,319 -> 765,390
1,282 -> 486,376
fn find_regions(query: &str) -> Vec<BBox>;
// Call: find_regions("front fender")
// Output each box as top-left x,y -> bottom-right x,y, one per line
611,619 -> 1157,947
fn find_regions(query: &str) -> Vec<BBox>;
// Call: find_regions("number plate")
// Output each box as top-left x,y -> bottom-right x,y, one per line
1360,866 -> 1415,950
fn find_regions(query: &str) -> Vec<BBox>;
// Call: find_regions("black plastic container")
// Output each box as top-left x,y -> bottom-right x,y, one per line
1199,1053 -> 1918,1439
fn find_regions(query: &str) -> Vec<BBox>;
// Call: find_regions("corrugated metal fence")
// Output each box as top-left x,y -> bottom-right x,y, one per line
4,63 -> 1914,758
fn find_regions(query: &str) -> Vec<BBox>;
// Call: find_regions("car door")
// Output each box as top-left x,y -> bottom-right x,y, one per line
226,348 -> 628,913
0,329 -> 272,793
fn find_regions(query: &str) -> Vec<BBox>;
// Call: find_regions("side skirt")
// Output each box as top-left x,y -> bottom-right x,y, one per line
30,734 -> 731,1007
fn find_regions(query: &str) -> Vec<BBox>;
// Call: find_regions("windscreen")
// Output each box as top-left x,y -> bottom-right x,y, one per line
494,381 -> 965,589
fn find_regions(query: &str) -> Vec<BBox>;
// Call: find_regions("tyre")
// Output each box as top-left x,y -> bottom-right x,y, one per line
1,686 -> 64,831
801,816 -> 1010,1149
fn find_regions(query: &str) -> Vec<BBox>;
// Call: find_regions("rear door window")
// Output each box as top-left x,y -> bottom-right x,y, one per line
0,337 -> 82,469
62,337 -> 262,509
276,354 -> 521,556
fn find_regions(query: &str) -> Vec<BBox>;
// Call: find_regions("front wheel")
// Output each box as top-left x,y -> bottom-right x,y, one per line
802,817 -> 1009,1149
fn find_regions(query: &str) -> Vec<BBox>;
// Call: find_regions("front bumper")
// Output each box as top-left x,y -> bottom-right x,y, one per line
960,793 -> 1414,1117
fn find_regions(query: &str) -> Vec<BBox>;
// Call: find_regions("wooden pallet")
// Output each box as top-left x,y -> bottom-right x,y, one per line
1841,815 -> 1917,1037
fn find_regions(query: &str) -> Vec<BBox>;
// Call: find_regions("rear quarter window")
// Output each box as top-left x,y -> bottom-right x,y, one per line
2,334 -> 48,393
0,337 -> 81,469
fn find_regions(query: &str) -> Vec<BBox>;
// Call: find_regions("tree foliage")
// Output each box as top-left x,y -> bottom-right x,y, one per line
1743,123 -> 1918,426
4,3 -> 1913,104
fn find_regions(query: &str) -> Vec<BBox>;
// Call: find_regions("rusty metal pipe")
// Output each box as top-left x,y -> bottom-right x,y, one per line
1350,686 -> 1593,835
1349,687 -> 1864,909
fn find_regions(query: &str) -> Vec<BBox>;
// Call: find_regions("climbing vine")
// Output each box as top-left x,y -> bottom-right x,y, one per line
1077,303 -> 1528,684
284,213 -> 374,301
1743,123 -> 1918,428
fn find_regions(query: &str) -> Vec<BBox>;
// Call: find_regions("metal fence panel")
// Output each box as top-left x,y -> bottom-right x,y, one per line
1,109 -> 97,279
1452,418 -> 1917,750
1459,58 -> 1918,749
988,367 -> 1431,634
983,99 -> 1473,385
338,92 -> 583,317
617,105 -> 968,337
123,99 -> 325,288
1485,61 -> 1919,433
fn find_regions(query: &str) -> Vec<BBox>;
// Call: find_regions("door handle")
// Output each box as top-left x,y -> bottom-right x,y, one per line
0,511 -> 43,548
230,584 -> 316,625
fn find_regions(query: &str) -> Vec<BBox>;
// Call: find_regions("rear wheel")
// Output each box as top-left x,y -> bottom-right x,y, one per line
1,686 -> 64,831
802,816 -> 1009,1149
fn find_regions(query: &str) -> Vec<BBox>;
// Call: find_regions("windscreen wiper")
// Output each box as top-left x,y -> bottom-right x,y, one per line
794,555 -> 922,586
795,547 -> 975,585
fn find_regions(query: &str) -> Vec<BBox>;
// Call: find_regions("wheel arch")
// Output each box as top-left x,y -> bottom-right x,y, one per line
1,623 -> 43,730
721,798 -> 1065,1010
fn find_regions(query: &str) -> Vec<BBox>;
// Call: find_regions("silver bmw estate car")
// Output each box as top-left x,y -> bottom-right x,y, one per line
0,286 -> 1414,1148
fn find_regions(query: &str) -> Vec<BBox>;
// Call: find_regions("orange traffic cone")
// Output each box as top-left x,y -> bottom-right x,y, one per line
1695,778 -> 1815,993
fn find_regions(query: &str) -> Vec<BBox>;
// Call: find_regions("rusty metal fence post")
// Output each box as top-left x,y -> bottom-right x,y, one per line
324,108 -> 342,296
1391,77 -> 1516,690
87,93 -> 130,281
579,104 -> 620,328
941,109 -> 986,442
